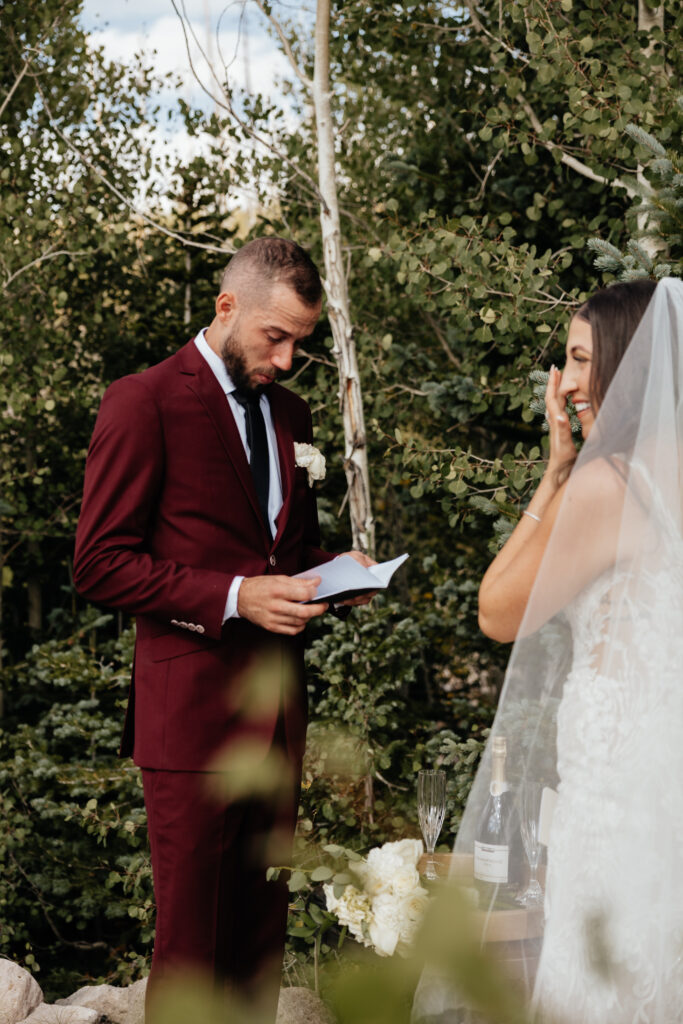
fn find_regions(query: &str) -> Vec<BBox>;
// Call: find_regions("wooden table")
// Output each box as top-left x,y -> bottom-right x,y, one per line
419,852 -> 544,992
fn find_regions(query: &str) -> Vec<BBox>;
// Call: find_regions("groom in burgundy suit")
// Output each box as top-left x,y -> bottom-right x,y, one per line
73,237 -> 372,1019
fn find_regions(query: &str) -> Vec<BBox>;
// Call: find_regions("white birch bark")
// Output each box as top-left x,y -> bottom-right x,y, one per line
312,0 -> 374,555
637,2 -> 665,253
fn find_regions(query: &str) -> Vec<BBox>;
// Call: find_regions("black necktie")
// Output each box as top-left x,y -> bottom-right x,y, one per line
233,391 -> 272,541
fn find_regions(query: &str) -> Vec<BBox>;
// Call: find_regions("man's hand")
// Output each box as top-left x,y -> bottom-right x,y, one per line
338,549 -> 378,607
237,575 -> 328,634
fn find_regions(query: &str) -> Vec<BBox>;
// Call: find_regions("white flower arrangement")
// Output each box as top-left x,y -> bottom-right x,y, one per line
324,838 -> 430,958
294,442 -> 326,486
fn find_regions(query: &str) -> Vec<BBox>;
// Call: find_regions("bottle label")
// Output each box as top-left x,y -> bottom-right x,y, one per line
474,841 -> 509,883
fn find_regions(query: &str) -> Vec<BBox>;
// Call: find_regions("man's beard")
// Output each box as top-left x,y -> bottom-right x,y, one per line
220,327 -> 277,397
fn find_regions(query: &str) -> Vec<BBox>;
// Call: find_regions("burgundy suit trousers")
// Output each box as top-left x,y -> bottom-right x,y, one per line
142,719 -> 300,1021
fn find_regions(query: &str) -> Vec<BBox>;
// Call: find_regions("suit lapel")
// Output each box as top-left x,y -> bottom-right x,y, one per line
268,385 -> 295,547
178,342 -> 269,541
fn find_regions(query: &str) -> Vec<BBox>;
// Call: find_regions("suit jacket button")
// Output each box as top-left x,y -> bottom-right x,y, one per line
179,621 -> 188,629
171,618 -> 179,626
196,625 -> 205,634
188,623 -> 197,632
269,554 -> 277,567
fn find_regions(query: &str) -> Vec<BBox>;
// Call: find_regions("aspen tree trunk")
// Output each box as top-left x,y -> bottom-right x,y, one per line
313,0 -> 374,555
637,2 -> 665,253
638,0 -> 663,41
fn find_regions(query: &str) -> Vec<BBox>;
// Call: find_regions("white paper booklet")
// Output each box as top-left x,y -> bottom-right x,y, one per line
294,553 -> 409,603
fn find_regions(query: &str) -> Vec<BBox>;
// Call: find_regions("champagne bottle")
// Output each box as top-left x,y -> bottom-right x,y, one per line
473,736 -> 517,902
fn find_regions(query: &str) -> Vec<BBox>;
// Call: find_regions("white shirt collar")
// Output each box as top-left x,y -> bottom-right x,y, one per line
194,328 -> 236,395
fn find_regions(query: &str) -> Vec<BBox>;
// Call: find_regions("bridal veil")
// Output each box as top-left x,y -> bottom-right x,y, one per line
415,278 -> 683,1023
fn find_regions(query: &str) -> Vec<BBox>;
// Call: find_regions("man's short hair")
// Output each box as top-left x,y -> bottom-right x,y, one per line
220,237 -> 322,307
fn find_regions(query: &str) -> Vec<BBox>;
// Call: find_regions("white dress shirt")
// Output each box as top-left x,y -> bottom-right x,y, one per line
194,329 -> 283,620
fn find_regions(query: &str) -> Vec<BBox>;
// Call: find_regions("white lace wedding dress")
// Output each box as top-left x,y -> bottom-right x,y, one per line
532,537 -> 683,1023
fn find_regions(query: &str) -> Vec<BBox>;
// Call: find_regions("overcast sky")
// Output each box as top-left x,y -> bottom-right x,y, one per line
78,1 -> 310,195
80,0 -> 298,110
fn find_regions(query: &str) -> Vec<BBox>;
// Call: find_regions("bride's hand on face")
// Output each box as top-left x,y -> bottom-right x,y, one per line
545,365 -> 577,477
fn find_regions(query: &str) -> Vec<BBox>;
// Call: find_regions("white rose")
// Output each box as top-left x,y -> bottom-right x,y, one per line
389,838 -> 424,867
399,887 -> 430,924
390,863 -> 421,897
394,889 -> 430,957
368,894 -> 402,957
323,884 -> 373,947
293,442 -> 326,486
364,858 -> 398,898
350,858 -> 392,899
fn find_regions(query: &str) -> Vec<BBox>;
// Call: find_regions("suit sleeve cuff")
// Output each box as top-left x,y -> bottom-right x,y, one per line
223,576 -> 244,621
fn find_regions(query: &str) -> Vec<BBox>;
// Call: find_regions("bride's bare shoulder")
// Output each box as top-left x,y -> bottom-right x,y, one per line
566,456 -> 629,505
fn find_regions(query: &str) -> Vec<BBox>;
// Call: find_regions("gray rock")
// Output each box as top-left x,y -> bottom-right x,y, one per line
276,987 -> 334,1024
55,978 -> 147,1024
17,1007 -> 99,1024
0,959 -> 43,1024
56,984 -> 127,1020
123,979 -> 146,1024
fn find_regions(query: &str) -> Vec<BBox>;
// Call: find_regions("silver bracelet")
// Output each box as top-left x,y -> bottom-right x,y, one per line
522,509 -> 541,523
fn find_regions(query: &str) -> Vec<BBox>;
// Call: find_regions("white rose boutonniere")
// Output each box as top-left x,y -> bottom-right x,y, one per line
294,442 -> 326,486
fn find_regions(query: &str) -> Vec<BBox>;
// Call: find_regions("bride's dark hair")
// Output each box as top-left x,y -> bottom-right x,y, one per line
555,279 -> 659,482
576,278 -> 657,410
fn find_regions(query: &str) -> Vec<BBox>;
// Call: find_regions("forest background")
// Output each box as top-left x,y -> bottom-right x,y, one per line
1,0 -> 682,1008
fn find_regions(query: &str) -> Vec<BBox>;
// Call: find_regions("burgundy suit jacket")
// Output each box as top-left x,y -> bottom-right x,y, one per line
73,339 -> 333,771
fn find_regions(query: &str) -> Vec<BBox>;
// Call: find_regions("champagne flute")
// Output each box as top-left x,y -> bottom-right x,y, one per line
417,769 -> 446,880
516,782 -> 544,907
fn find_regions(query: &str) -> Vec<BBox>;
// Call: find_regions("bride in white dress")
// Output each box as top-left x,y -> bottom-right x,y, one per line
416,278 -> 683,1024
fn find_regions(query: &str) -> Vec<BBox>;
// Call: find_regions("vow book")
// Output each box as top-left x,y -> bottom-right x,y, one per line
295,553 -> 409,604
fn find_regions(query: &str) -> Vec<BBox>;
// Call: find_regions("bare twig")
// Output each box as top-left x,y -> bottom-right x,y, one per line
7,845 -> 109,952
170,0 -> 323,205
294,348 -> 336,369
283,356 -> 314,383
464,0 -> 530,63
381,383 -> 428,396
1,10 -> 68,120
375,769 -> 409,792
251,0 -> 313,93
31,74 -> 234,256
3,247 -> 92,292
426,312 -> 461,368
473,148 -> 503,201
0,55 -> 32,120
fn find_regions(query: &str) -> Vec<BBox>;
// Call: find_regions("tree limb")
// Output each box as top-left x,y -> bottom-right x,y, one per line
31,74 -> 234,256
2,247 -> 92,293
251,0 -> 313,93
425,312 -> 461,368
518,98 -> 638,197
170,0 -> 323,205
465,2 -> 641,199
472,148 -> 503,201
0,55 -> 32,120
464,0 -> 530,63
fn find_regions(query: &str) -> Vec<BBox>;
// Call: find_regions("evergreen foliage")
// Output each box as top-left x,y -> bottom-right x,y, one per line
588,98 -> 683,279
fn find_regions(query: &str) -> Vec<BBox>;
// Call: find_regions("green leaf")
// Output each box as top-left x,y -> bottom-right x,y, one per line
310,865 -> 334,882
288,870 -> 309,892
